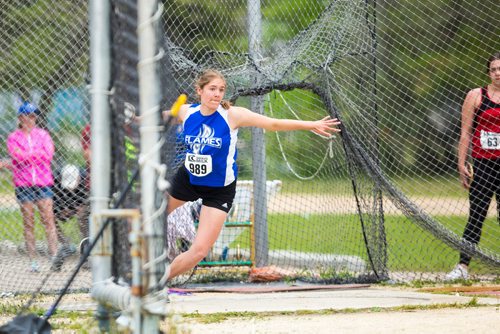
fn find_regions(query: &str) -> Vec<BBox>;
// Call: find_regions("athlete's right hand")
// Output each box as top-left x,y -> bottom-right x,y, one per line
458,162 -> 472,189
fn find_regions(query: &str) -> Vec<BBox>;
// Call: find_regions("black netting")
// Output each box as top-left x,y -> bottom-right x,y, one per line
1,2 -> 499,320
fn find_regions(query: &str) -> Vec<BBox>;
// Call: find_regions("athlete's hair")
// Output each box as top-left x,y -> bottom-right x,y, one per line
195,69 -> 232,109
486,52 -> 500,73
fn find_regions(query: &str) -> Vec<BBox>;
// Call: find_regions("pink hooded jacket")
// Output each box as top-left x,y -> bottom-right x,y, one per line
7,128 -> 54,187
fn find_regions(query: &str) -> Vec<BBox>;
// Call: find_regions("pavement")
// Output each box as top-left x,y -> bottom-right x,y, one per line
165,283 -> 500,333
167,284 -> 498,314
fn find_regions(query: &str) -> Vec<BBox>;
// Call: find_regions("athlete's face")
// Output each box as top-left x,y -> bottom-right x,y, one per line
489,59 -> 500,85
198,77 -> 226,111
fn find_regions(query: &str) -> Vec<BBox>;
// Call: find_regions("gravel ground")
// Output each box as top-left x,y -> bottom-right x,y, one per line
1,286 -> 499,333
0,250 -> 91,294
173,306 -> 500,334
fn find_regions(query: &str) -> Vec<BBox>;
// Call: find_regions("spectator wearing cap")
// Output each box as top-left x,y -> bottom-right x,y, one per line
4,102 -> 61,272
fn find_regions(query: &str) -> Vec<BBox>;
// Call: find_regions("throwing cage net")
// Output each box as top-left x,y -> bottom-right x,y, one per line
157,0 -> 500,284
0,0 -> 499,330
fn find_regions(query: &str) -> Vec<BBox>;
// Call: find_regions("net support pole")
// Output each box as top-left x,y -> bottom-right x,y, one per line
248,0 -> 268,267
137,0 -> 165,332
90,209 -> 142,333
88,0 -> 113,331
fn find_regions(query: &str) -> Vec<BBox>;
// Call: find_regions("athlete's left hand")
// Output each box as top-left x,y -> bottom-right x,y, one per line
311,116 -> 341,138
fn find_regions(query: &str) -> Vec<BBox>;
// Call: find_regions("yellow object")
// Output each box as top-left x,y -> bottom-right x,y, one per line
170,93 -> 187,117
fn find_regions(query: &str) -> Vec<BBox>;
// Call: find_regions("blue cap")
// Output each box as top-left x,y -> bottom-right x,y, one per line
18,102 -> 40,116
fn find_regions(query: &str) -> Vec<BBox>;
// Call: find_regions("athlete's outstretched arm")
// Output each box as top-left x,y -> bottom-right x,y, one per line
231,106 -> 341,137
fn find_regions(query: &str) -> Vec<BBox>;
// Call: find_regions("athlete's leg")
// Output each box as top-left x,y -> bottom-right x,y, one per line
37,198 -> 59,257
495,160 -> 500,226
167,205 -> 226,279
460,159 -> 494,265
76,201 -> 90,240
167,194 -> 187,214
20,201 -> 36,259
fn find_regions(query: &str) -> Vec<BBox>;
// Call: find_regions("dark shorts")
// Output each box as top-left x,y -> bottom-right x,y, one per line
15,186 -> 54,203
169,167 -> 236,213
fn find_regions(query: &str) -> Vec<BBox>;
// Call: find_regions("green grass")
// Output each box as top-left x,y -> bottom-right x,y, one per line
0,174 -> 14,194
232,213 -> 500,273
0,211 -> 81,244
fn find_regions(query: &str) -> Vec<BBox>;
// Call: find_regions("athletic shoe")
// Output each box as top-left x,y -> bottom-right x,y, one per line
30,261 -> 40,273
444,264 -> 468,280
79,238 -> 90,270
50,250 -> 65,272
59,244 -> 77,258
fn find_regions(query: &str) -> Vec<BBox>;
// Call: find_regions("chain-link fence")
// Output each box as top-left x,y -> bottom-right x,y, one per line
0,0 -> 91,294
1,0 -> 500,331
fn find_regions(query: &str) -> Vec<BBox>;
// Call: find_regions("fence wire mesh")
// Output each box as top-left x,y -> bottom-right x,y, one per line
0,1 -> 91,299
0,0 -> 499,319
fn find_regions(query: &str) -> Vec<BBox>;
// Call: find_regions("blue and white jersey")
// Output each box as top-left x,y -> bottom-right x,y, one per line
182,104 -> 238,186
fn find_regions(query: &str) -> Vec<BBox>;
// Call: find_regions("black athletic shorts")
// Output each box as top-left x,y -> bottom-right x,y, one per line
169,166 -> 236,213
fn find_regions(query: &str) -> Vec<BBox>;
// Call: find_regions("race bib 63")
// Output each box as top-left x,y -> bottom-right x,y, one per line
480,130 -> 500,150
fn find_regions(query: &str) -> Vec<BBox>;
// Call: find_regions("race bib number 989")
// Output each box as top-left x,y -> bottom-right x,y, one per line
185,153 -> 212,177
480,130 -> 500,150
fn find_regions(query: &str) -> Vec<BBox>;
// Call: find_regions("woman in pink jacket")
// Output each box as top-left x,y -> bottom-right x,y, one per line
6,102 -> 60,272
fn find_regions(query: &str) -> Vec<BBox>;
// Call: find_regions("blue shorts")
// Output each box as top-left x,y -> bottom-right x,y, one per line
15,186 -> 54,203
